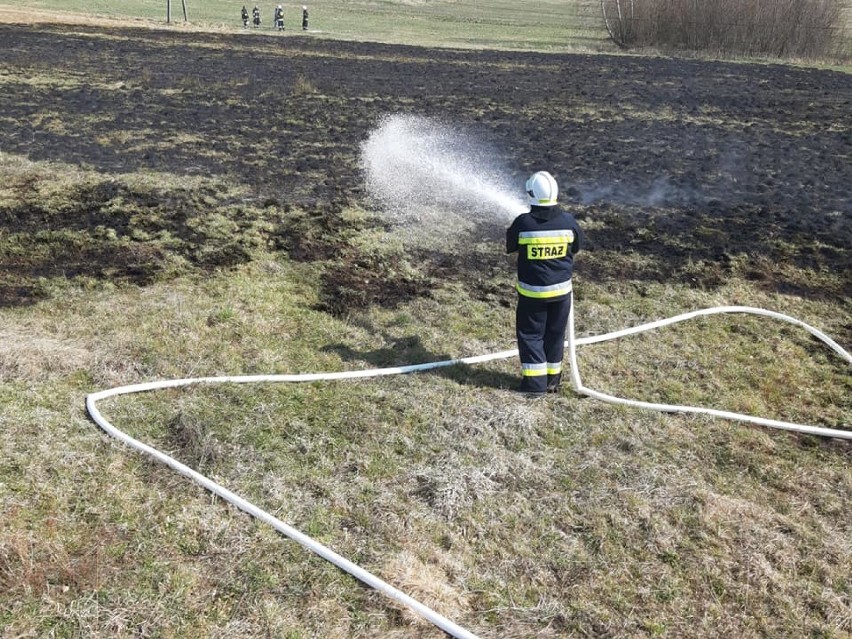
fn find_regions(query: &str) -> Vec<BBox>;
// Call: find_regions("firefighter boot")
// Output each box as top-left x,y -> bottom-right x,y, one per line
546,373 -> 562,394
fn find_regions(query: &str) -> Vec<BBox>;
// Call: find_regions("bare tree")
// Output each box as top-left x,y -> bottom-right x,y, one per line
600,0 -> 844,59
601,0 -> 636,48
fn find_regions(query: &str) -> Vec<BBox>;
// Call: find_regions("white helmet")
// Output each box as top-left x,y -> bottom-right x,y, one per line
525,171 -> 558,207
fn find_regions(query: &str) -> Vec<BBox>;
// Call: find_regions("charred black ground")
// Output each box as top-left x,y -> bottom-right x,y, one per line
1,23 -> 850,311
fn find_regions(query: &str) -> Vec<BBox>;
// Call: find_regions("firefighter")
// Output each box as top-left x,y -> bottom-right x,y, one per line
274,4 -> 284,30
506,171 -> 583,396
252,5 -> 261,27
241,5 -> 249,27
302,5 -> 309,30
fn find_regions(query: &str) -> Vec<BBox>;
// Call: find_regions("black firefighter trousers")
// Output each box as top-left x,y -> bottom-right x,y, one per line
516,293 -> 571,393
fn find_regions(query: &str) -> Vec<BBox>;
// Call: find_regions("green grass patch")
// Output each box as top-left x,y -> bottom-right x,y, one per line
7,0 -> 609,51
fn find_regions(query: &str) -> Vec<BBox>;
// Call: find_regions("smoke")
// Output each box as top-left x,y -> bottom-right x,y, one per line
360,114 -> 527,237
568,175 -> 708,208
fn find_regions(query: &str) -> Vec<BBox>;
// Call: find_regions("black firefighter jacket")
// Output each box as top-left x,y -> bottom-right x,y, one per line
506,206 -> 583,300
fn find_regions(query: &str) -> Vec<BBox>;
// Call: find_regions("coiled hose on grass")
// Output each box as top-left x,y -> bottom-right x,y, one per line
86,298 -> 851,639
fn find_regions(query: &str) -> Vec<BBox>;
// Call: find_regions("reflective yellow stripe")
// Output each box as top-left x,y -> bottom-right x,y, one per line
521,363 -> 547,376
546,364 -> 562,375
518,236 -> 574,246
518,230 -> 575,245
516,282 -> 573,299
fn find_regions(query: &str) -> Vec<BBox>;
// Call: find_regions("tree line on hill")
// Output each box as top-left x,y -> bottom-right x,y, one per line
599,0 -> 848,59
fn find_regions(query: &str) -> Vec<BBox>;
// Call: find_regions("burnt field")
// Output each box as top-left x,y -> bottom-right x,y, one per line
0,23 -> 850,314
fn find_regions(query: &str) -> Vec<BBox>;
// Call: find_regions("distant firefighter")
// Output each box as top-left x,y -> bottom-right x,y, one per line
241,5 -> 249,27
252,5 -> 261,27
274,4 -> 284,30
302,5 -> 309,31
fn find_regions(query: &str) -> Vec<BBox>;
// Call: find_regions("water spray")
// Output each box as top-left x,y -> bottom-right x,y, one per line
360,113 -> 528,228
86,115 -> 850,639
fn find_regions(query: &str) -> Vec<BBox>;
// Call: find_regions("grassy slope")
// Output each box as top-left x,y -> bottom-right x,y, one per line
0,16 -> 851,639
3,0 -> 849,63
0,0 -> 608,51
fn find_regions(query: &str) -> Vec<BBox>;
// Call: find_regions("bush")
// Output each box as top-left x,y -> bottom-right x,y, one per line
601,0 -> 846,59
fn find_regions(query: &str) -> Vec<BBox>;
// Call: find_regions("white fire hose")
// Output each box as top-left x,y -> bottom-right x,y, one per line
86,295 -> 851,639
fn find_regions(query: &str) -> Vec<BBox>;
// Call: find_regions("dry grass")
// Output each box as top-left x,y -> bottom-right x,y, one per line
0,6 -> 149,29
0,327 -> 94,383
382,550 -> 471,627
1,260 -> 850,636
291,74 -> 318,96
